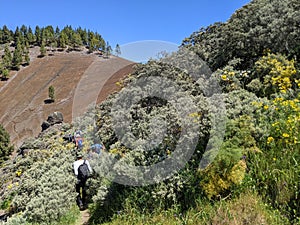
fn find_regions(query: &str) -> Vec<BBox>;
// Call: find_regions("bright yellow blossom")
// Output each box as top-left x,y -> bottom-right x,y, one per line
267,136 -> 274,144
221,75 -> 227,80
282,133 -> 290,138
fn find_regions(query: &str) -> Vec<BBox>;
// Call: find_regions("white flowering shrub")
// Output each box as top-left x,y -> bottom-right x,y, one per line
0,122 -> 81,225
85,59 -> 216,223
10,150 -> 76,224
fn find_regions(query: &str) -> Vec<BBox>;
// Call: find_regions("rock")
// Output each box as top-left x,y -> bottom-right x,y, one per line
41,112 -> 64,131
18,138 -> 47,156
41,121 -> 51,131
0,210 -> 8,222
47,112 -> 64,125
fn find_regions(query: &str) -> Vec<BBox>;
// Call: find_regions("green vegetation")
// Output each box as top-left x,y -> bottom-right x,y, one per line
0,124 -> 13,165
104,41 -> 112,58
182,0 -> 300,71
0,25 -> 106,80
48,85 -> 55,102
0,0 -> 300,224
114,44 -> 121,56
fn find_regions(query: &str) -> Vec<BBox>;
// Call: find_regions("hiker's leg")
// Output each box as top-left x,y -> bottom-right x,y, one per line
75,182 -> 83,207
82,181 -> 87,205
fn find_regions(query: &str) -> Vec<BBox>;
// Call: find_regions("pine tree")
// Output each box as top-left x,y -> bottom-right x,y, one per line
78,27 -> 88,46
105,41 -> 112,58
35,25 -> 42,46
0,124 -> 13,164
24,45 -> 30,66
1,69 -> 9,80
3,44 -> 12,69
0,61 -> 3,79
39,42 -> 46,57
48,85 -> 55,102
20,25 -> 28,36
71,32 -> 82,49
88,36 -> 98,53
59,31 -> 68,49
26,26 -> 36,46
12,42 -> 23,70
115,44 -> 121,56
2,25 -> 13,44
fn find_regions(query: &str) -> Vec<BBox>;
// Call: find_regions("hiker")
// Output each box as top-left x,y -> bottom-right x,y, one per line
73,152 -> 92,210
91,143 -> 105,154
87,143 -> 105,160
74,129 -> 83,140
75,134 -> 84,149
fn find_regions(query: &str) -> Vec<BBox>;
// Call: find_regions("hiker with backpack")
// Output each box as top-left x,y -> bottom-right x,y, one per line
73,152 -> 92,210
75,135 -> 84,149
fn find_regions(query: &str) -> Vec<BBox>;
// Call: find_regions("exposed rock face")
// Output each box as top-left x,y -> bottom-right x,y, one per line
41,121 -> 51,131
47,111 -> 64,125
41,112 -> 63,131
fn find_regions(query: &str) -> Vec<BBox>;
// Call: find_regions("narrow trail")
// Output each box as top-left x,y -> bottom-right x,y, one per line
76,209 -> 90,225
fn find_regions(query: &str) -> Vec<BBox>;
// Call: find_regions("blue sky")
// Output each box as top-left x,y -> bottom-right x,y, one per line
0,0 -> 250,61
0,0 -> 250,62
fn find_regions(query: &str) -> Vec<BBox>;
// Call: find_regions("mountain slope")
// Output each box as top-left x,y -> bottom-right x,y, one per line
0,51 -> 134,148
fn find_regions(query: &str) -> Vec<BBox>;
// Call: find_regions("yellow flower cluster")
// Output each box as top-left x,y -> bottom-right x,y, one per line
189,112 -> 202,123
265,95 -> 300,146
251,101 -> 263,108
255,53 -> 297,93
221,74 -> 227,80
272,97 -> 300,112
15,170 -> 22,177
220,70 -> 235,81
7,182 -> 19,190
200,160 -> 246,198
267,136 -> 274,144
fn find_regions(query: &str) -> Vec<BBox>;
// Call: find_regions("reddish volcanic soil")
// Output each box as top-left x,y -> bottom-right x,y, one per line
0,50 -> 135,148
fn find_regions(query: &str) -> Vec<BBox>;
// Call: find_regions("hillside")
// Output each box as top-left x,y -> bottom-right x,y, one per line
0,0 -> 299,225
0,50 -> 135,148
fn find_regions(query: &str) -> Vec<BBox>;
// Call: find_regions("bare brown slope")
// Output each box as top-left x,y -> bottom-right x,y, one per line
0,52 -> 134,148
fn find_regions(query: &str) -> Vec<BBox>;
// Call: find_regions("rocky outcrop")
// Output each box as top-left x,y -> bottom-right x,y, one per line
41,112 -> 63,131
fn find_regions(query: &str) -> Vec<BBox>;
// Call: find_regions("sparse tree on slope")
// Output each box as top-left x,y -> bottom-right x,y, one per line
26,26 -> 36,46
3,44 -> 12,69
59,31 -> 68,49
115,43 -> 121,56
1,25 -> 13,44
105,41 -> 112,58
39,42 -> 46,57
48,85 -> 55,102
12,42 -> 23,70
0,124 -> 13,164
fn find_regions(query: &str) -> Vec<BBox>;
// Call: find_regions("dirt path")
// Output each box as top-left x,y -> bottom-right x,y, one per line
75,209 -> 90,225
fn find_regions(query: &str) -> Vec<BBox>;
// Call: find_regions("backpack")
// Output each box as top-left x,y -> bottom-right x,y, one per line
77,160 -> 90,181
77,138 -> 83,149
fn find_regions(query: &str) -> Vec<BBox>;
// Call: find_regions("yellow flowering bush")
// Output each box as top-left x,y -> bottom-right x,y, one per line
199,152 -> 247,199
251,53 -> 298,96
266,96 -> 300,147
248,91 -> 300,220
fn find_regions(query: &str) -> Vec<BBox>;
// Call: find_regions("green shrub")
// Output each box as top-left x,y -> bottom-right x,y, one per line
0,124 -> 13,165
248,93 -> 300,222
10,150 -> 77,224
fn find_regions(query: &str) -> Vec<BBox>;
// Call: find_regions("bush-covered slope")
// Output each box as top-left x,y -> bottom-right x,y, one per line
182,0 -> 300,71
0,0 -> 300,224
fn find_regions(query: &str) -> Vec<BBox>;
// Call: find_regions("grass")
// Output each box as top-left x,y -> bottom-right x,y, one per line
98,192 -> 289,225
